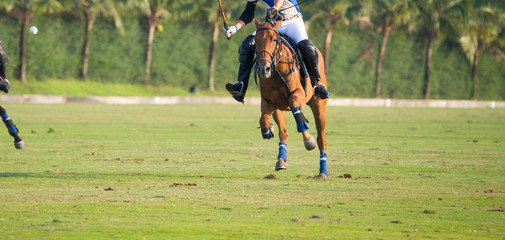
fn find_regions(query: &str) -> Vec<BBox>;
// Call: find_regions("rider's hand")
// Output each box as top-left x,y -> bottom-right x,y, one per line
266,5 -> 279,22
223,25 -> 237,39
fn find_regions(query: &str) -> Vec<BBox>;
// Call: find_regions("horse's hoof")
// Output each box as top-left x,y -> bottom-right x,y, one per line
14,140 -> 25,149
261,123 -> 275,139
275,159 -> 287,171
304,136 -> 317,151
317,173 -> 328,179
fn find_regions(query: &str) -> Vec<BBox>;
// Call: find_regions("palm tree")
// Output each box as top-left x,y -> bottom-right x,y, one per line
414,0 -> 470,99
459,4 -> 504,99
0,0 -> 62,82
135,0 -> 175,85
369,0 -> 416,98
308,0 -> 351,74
66,0 -> 125,80
193,0 -> 240,91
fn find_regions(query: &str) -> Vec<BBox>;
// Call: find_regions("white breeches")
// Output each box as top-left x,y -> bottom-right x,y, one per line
253,17 -> 308,44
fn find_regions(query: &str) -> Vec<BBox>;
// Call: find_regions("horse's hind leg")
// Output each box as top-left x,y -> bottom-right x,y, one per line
0,105 -> 25,149
273,110 -> 287,171
308,98 -> 328,178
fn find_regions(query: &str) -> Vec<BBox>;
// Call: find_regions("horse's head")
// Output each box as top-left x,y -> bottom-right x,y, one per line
255,19 -> 282,79
0,40 -> 11,93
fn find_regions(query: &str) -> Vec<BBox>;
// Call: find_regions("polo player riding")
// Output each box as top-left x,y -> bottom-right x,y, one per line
224,0 -> 330,103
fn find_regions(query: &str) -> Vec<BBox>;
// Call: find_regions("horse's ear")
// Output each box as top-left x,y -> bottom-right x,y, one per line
274,20 -> 282,29
255,19 -> 260,28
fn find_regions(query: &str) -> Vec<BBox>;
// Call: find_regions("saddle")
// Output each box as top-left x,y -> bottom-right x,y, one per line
278,33 -> 309,83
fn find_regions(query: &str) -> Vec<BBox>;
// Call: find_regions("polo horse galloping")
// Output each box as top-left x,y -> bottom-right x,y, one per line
254,20 -> 328,178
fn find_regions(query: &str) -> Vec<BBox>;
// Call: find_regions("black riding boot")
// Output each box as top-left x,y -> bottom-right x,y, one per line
298,39 -> 330,99
226,35 -> 256,103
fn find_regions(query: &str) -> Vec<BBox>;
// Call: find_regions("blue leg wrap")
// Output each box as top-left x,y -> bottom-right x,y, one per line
278,141 -> 287,161
292,106 -> 309,132
2,113 -> 18,135
261,127 -> 274,139
319,152 -> 328,176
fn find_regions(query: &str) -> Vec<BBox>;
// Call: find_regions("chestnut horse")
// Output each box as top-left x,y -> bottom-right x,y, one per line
0,40 -> 25,149
254,20 -> 328,178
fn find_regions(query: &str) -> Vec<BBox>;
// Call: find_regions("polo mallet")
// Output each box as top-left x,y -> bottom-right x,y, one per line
217,0 -> 231,40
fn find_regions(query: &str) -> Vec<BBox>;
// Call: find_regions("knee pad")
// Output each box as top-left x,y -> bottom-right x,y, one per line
239,35 -> 256,64
297,39 -> 318,63
239,35 -> 256,55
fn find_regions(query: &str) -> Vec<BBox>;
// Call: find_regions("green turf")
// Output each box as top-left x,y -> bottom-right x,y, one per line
0,103 -> 504,239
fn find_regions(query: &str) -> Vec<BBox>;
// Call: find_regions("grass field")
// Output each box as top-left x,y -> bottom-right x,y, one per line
0,102 -> 504,239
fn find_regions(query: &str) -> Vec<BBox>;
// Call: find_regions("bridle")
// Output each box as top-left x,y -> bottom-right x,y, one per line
255,26 -> 301,97
256,27 -> 282,70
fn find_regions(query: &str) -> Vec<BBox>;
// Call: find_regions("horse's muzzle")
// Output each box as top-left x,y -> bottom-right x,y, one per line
258,61 -> 273,79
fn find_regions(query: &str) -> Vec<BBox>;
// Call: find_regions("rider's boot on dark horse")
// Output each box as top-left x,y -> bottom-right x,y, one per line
225,35 -> 256,103
297,39 -> 330,100
0,40 -> 25,149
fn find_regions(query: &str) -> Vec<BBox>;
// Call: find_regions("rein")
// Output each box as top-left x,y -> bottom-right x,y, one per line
255,27 -> 299,97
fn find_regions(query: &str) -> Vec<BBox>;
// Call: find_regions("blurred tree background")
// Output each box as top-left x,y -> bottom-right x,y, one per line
0,0 -> 503,100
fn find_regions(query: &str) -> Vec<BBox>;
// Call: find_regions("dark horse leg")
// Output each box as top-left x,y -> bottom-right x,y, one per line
1,105 -> 25,149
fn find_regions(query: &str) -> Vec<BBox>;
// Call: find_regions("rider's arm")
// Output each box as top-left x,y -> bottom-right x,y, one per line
234,1 -> 257,30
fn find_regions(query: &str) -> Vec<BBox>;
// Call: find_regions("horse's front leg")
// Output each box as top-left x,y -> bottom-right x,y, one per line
1,105 -> 25,149
259,100 -> 275,140
273,110 -> 287,171
308,97 -> 328,179
289,92 -> 316,151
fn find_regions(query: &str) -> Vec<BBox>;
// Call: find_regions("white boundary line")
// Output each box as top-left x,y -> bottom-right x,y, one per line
0,95 -> 503,108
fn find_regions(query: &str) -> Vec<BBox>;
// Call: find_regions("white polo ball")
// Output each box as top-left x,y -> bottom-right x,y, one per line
29,26 -> 38,35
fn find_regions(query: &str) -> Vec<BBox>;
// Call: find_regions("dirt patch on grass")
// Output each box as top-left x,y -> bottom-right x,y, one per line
171,183 -> 197,187
264,174 -> 278,180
